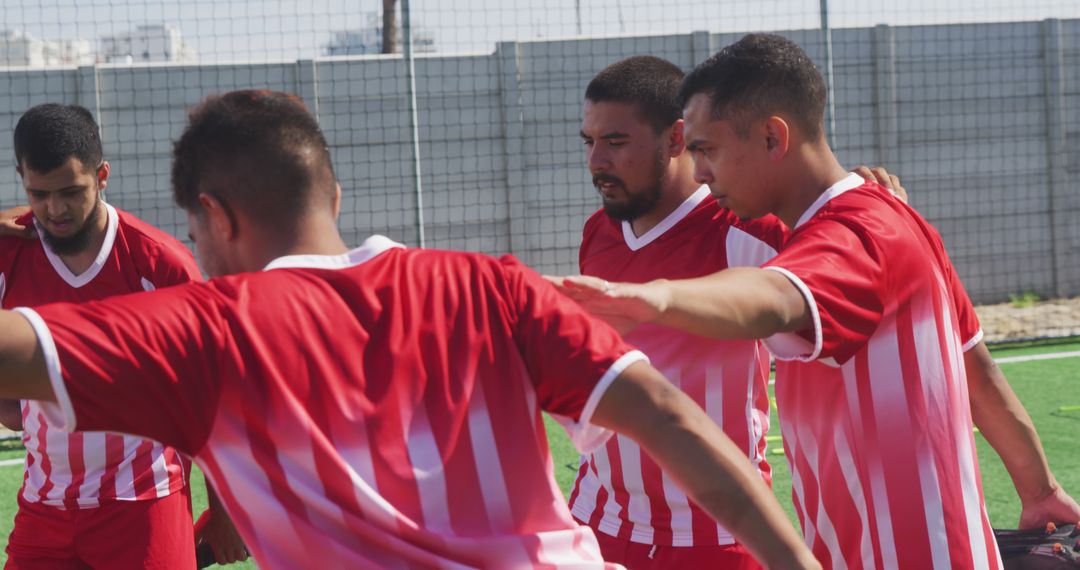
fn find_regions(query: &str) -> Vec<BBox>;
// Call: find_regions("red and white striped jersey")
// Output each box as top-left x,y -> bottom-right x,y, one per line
20,236 -> 646,569
571,186 -> 787,546
762,174 -> 1002,569
0,203 -> 197,508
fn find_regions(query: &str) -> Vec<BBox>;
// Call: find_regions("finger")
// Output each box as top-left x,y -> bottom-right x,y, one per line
853,166 -> 873,181
871,167 -> 891,189
888,175 -> 908,203
541,275 -> 565,288
563,275 -> 608,290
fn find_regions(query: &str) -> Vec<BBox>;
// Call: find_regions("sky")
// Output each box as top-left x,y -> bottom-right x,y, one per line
3,0 -> 1079,62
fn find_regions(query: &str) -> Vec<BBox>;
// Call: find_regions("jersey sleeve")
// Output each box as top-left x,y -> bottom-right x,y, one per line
498,255 -> 647,453
147,241 -> 204,288
14,282 -> 228,455
762,220 -> 885,365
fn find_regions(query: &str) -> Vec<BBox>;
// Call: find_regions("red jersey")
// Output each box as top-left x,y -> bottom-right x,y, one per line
0,203 -> 198,508
18,236 -> 647,569
762,174 -> 1001,569
571,186 -> 787,546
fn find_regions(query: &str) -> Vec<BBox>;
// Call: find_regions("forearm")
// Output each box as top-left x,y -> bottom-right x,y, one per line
593,362 -> 817,569
966,343 -> 1056,502
0,311 -> 55,402
650,268 -> 809,340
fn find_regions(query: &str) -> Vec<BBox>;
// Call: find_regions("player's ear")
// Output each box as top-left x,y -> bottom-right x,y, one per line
763,116 -> 790,160
332,183 -> 342,220
198,193 -> 237,240
668,119 -> 687,157
95,161 -> 110,191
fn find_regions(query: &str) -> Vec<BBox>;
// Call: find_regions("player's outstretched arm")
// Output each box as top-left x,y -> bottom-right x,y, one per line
0,311 -> 55,402
591,360 -> 820,570
549,267 -> 809,340
965,341 -> 1080,528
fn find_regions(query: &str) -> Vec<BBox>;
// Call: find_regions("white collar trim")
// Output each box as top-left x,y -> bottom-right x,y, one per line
263,234 -> 406,271
621,185 -> 711,251
36,202 -> 119,289
794,173 -> 866,229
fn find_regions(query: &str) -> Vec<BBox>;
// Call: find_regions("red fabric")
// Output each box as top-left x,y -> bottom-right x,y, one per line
762,178 -> 999,569
571,190 -> 784,547
5,486 -> 195,569
0,205 -> 198,508
31,239 -> 638,568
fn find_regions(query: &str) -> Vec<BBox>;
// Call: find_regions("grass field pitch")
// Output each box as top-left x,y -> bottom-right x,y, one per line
0,342 -> 1074,568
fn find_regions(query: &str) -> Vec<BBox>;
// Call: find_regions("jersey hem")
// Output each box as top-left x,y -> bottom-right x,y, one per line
577,508 -> 738,547
12,308 -> 76,431
760,267 -> 823,362
559,350 -> 649,454
962,329 -> 984,353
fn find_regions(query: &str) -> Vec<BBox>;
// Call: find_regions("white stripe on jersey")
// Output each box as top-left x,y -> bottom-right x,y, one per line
842,363 -> 900,569
938,288 -> 993,570
832,424 -> 875,569
797,427 -> 847,570
407,402 -> 453,534
617,433 -> 652,544
725,226 -> 780,268
466,381 -> 515,532
912,293 -> 956,569
590,443 -> 621,536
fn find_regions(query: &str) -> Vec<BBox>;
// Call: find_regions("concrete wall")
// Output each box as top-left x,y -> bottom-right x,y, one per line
1,19 -> 1077,303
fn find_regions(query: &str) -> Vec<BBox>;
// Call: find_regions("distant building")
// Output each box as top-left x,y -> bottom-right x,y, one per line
100,24 -> 194,64
0,30 -> 94,67
325,12 -> 435,56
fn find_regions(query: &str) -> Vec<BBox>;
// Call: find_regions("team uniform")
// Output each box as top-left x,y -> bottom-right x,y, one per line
571,186 -> 786,568
0,204 -> 200,569
16,235 -> 649,569
762,173 -> 1003,569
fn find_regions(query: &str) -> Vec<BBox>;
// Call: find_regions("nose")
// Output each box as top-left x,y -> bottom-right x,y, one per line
46,194 -> 67,218
587,144 -> 609,174
692,158 -> 714,186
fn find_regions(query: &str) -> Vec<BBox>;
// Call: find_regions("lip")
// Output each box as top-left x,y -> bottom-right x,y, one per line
46,220 -> 74,233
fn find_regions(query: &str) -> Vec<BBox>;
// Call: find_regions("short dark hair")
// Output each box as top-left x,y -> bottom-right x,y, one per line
677,34 -> 827,139
585,56 -> 685,133
171,90 -> 337,230
14,104 -> 103,173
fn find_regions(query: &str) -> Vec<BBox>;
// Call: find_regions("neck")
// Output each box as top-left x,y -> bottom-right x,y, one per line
629,159 -> 699,236
774,140 -> 850,229
243,215 -> 350,271
57,202 -> 108,275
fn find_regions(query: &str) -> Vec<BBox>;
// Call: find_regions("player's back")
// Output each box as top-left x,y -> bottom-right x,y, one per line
40,236 -> 635,568
763,178 -> 1000,569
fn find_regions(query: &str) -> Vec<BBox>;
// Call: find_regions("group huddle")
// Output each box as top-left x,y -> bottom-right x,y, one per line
0,33 -> 1075,570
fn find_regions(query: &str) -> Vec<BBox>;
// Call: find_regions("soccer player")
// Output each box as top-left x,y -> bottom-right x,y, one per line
553,34 -> 1080,569
0,91 -> 820,569
0,104 -> 246,568
573,56 -> 786,569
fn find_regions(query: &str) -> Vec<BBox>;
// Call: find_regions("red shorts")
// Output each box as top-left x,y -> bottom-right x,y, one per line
5,489 -> 195,570
585,522 -> 763,570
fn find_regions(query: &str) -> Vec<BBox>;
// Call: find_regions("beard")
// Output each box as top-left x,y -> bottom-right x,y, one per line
595,152 -> 667,222
40,199 -> 101,256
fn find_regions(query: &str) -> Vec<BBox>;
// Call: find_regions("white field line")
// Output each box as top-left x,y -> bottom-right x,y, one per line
994,350 -> 1080,364
766,349 -> 1080,385
0,458 -> 22,467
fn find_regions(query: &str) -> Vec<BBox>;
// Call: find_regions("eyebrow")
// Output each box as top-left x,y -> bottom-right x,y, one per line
26,185 -> 85,193
579,131 -> 630,140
